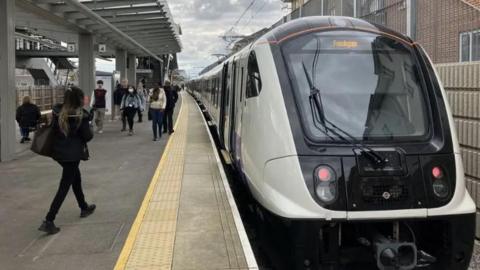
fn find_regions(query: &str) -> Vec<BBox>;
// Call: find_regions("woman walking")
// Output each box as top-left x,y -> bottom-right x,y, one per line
120,86 -> 144,136
149,86 -> 166,141
39,87 -> 96,235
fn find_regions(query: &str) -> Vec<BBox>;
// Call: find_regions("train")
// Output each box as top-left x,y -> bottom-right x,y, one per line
187,16 -> 475,270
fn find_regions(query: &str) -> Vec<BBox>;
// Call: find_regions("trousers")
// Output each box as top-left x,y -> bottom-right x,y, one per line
163,109 -> 174,133
151,109 -> 164,139
124,107 -> 137,131
94,108 -> 105,131
46,161 -> 88,221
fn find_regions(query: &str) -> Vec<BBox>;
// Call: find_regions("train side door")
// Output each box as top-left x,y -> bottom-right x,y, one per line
219,62 -> 229,149
228,60 -> 238,154
234,63 -> 246,164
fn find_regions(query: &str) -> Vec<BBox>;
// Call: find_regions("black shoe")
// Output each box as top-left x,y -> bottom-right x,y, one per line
80,204 -> 96,218
153,137 -> 157,141
20,138 -> 25,144
169,130 -> 174,135
163,130 -> 167,134
121,128 -> 126,132
25,137 -> 31,141
38,220 -> 60,235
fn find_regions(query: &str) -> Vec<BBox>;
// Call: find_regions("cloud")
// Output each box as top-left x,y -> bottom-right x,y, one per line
169,0 -> 288,78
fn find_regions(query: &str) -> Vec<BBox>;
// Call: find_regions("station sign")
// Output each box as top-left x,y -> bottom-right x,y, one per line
98,44 -> 107,53
67,43 -> 76,53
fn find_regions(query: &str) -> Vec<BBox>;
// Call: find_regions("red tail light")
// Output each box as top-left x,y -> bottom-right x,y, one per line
314,166 -> 337,204
318,167 -> 332,181
432,166 -> 443,179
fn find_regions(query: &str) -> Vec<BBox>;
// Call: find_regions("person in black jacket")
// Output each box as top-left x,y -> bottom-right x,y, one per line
163,81 -> 178,135
16,96 -> 41,143
115,79 -> 130,131
38,86 -> 96,235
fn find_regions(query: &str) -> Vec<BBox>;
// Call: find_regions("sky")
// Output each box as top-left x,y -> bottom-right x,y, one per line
96,0 -> 289,78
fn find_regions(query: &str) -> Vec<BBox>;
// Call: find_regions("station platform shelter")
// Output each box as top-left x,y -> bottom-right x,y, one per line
0,93 -> 257,270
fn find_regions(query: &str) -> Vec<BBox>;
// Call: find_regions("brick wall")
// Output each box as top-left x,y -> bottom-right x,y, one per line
417,0 -> 480,63
436,62 -> 480,237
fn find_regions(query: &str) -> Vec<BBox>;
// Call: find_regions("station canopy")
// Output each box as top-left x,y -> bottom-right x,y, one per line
16,0 -> 182,61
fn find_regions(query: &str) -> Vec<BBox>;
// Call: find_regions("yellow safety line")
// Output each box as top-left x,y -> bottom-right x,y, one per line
114,97 -> 185,270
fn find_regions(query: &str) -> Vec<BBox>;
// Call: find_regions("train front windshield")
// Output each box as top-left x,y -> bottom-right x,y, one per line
282,31 -> 430,142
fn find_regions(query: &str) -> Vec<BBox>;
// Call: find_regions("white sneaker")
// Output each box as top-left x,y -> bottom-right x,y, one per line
98,130 -> 103,134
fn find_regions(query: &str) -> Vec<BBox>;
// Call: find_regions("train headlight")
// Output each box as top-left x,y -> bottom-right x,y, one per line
314,165 -> 337,204
431,166 -> 449,199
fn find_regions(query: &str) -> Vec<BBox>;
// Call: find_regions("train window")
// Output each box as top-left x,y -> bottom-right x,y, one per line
246,52 -> 262,98
240,67 -> 244,102
281,30 -> 430,142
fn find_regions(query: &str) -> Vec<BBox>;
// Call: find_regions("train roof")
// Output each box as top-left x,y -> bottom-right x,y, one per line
194,16 -> 414,80
261,16 -> 413,45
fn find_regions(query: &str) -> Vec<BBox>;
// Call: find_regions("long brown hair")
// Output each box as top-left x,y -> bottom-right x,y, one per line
151,87 -> 160,101
59,86 -> 84,136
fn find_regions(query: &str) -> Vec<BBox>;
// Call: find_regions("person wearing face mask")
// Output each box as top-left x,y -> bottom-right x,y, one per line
120,86 -> 144,136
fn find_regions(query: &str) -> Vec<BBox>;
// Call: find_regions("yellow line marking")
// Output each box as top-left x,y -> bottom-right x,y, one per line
114,97 -> 185,270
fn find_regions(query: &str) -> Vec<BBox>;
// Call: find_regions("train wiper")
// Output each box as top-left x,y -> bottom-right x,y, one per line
301,61 -> 386,167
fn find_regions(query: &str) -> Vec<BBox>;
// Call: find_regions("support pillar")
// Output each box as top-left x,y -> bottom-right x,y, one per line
127,53 -> 137,87
115,48 -> 127,81
406,0 -> 417,40
78,33 -> 96,105
0,0 -> 16,161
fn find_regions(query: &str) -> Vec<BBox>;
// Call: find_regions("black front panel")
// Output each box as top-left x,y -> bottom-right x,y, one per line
345,155 -> 428,211
420,154 -> 457,208
298,153 -> 455,212
298,156 -> 347,211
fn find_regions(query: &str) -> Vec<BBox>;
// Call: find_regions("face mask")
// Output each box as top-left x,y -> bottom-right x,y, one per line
128,88 -> 134,93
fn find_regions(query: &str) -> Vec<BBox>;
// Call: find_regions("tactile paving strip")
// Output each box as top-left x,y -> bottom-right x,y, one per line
117,95 -> 189,270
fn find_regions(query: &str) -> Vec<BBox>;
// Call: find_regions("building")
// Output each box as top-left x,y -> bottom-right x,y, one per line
280,0 -> 480,64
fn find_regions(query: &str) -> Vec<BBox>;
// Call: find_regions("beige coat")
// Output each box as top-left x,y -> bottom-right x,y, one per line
149,88 -> 166,110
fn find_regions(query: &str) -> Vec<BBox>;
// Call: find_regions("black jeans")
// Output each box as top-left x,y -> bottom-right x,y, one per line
121,110 -> 127,130
125,107 -> 137,131
163,109 -> 174,133
137,109 -> 143,122
20,127 -> 30,139
46,161 -> 88,222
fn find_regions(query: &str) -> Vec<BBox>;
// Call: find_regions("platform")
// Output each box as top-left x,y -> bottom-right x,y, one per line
114,93 -> 255,270
0,93 -> 255,270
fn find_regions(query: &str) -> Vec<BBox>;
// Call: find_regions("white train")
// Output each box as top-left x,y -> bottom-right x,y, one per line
188,16 -> 475,270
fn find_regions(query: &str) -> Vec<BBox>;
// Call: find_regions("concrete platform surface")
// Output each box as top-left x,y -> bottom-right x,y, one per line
115,94 -> 251,270
0,99 -> 180,270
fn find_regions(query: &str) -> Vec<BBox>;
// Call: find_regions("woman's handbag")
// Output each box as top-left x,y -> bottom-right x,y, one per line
31,124 -> 55,157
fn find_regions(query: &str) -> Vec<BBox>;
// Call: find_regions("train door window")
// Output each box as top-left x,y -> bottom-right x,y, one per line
216,77 -> 220,108
246,52 -> 262,98
240,67 -> 245,102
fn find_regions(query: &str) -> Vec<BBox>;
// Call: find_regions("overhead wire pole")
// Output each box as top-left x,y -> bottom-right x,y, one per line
221,0 -> 257,46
